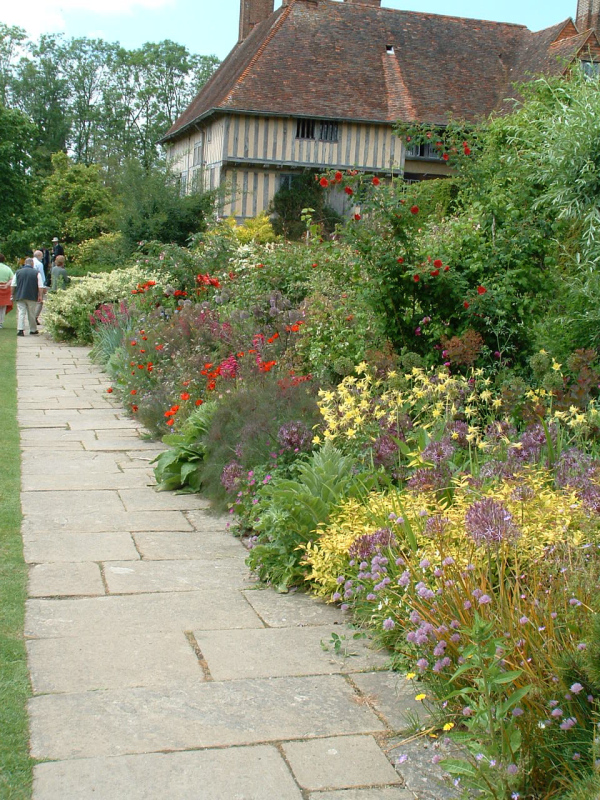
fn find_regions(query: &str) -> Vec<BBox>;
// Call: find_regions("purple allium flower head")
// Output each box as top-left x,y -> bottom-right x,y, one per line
551,708 -> 563,718
407,466 -> 451,493
366,593 -> 376,601
383,618 -> 396,630
443,556 -> 455,567
398,571 -> 410,587
560,717 -> 577,730
571,683 -> 584,694
348,528 -> 397,561
277,420 -> 312,452
464,600 -> 472,610
220,461 -> 244,493
465,497 -> 520,545
431,754 -> 442,764
422,437 -> 455,465
420,559 -> 431,569
424,515 -> 451,537
332,592 -> 341,602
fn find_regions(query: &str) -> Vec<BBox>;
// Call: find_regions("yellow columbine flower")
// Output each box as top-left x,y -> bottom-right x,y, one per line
443,722 -> 455,731
492,398 -> 502,409
346,428 -> 357,438
415,693 -> 427,701
405,672 -> 416,680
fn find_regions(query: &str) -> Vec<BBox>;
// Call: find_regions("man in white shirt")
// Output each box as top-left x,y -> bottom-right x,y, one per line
33,249 -> 47,324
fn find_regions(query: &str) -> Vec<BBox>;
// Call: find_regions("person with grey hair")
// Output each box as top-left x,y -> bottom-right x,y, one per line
11,257 -> 44,336
33,249 -> 47,323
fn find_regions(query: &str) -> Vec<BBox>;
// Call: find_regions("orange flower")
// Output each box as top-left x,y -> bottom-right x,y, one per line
130,389 -> 137,396
166,419 -> 174,426
180,392 -> 190,401
106,387 -> 113,393
195,399 -> 203,406
131,404 -> 138,412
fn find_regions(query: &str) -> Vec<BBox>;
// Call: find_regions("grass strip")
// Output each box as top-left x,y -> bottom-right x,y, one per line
0,309 -> 33,798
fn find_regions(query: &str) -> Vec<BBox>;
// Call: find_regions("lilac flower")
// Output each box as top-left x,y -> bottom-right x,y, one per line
462,706 -> 473,717
506,764 -> 518,776
551,708 -> 563,718
366,593 -> 376,601
396,754 -> 408,765
383,618 -> 396,630
420,559 -> 431,569
398,572 -> 410,587
478,594 -> 492,605
560,717 -> 577,730
416,658 -> 429,671
407,466 -> 450,493
332,592 -> 341,602
464,600 -> 472,610
519,616 -> 529,625
431,754 -> 443,764
570,683 -> 584,694
425,515 -> 450,537
443,557 -> 455,567
433,641 -> 447,657
512,708 -> 524,717
578,643 -> 587,651
465,497 -> 521,545
572,753 -> 581,761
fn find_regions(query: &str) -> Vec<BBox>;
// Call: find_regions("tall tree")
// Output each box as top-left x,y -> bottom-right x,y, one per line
0,23 -> 26,106
0,102 -> 35,240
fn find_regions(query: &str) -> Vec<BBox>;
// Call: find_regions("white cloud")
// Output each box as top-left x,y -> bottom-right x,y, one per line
3,0 -> 174,39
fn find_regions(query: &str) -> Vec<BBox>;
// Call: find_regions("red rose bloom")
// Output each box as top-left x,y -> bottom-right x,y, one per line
477,286 -> 487,295
413,274 -> 420,282
410,205 -> 419,215
344,186 -> 353,196
463,301 -> 470,309
442,153 -> 449,161
433,259 -> 443,268
372,177 -> 380,186
463,146 -> 471,156
430,269 -> 440,277
397,257 -> 404,264
354,213 -> 361,221
334,171 -> 343,182
319,177 -> 329,187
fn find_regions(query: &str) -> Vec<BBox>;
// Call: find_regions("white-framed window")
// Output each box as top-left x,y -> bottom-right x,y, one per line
405,142 -> 444,160
193,136 -> 204,167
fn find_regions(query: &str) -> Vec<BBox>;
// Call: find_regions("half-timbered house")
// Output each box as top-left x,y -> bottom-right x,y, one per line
161,0 -> 600,220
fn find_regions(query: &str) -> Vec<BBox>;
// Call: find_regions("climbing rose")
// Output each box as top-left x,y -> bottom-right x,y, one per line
477,286 -> 487,295
410,205 -> 419,214
344,186 -> 353,196
372,177 -> 380,186
319,177 -> 329,187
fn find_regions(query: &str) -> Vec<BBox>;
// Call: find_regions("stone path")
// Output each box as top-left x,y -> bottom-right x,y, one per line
19,334 -> 454,800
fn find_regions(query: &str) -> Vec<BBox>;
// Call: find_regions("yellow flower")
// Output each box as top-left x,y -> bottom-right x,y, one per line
443,722 -> 455,731
552,361 -> 562,371
405,672 -> 416,680
355,361 -> 368,374
415,693 -> 427,701
312,435 -> 321,445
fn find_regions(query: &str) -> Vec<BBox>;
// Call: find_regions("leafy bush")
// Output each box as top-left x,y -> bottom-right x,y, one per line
153,403 -> 217,492
44,265 -> 155,342
269,171 -> 343,240
68,232 -> 131,275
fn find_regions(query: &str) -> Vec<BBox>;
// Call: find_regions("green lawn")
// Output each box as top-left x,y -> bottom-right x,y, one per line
0,309 -> 33,798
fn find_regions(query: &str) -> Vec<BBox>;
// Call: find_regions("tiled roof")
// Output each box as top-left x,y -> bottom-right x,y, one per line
162,0 -> 595,141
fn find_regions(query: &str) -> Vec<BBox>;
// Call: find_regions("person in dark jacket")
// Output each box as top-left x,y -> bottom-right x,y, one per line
51,237 -> 64,265
11,258 -> 44,335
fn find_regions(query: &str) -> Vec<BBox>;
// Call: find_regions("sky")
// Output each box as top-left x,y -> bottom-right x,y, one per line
2,0 -> 578,59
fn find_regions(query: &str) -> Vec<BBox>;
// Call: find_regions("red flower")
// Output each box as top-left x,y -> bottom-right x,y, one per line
180,392 -> 190,401
430,269 -> 440,277
182,380 -> 190,386
463,146 -> 471,156
141,336 -> 148,341
130,389 -> 137,396
130,340 -> 137,346
106,387 -> 113,394
207,380 -> 216,391
477,286 -> 487,295
354,213 -> 361,221
195,399 -> 203,406
413,274 -> 420,282
131,405 -> 138,412
346,314 -> 354,321
433,259 -> 443,268
410,205 -> 419,215
444,266 -> 450,272
320,177 -> 329,187
155,344 -> 164,351
397,257 -> 404,264
442,153 -> 449,161
372,177 -> 380,186
166,419 -> 174,426
137,364 -> 144,370
228,271 -> 236,280
344,186 -> 353,196
267,332 -> 280,343
463,301 -> 470,309
334,171 -> 343,182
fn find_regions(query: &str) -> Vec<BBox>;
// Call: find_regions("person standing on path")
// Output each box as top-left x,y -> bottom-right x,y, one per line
11,257 -> 44,336
0,253 -> 14,329
51,237 -> 64,266
50,255 -> 70,291
32,249 -> 47,324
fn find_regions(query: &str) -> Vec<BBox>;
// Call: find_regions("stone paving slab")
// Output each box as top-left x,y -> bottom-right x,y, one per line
22,531 -> 139,564
242,588 -> 344,628
117,488 -> 209,512
283,735 -> 402,791
389,737 -> 459,800
350,673 -> 428,732
27,631 -> 203,694
33,746 -> 304,800
104,559 -> 251,594
194,626 -> 389,680
133,531 -> 245,561
21,458 -> 153,491
185,509 -> 232,531
309,790 -> 414,800
26,590 -> 264,638
83,439 -> 164,452
19,428 -> 95,444
28,563 -> 105,598
22,505 -> 194,534
28,675 -> 386,760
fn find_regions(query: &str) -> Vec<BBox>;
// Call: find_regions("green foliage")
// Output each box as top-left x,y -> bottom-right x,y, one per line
269,171 -> 342,240
0,102 -> 35,244
115,159 -> 214,250
153,403 -> 217,492
68,232 -> 130,275
247,443 -> 376,590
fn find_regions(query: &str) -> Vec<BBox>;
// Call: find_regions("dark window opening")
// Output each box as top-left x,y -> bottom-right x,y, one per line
405,142 -> 444,160
296,119 -> 316,140
295,118 -> 339,142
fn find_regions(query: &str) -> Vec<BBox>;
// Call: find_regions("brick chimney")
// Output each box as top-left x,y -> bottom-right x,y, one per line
343,0 -> 382,5
239,0 -> 275,41
576,0 -> 600,31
